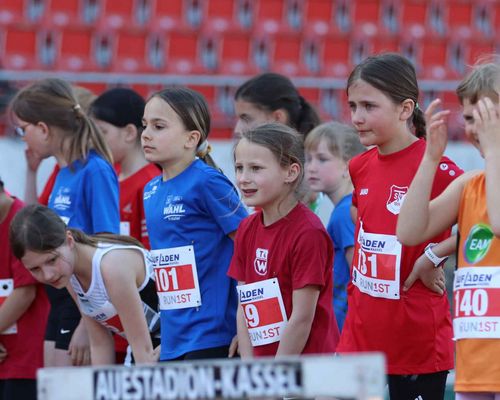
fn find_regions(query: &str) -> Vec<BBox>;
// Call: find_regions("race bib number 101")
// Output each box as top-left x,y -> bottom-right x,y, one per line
152,246 -> 202,310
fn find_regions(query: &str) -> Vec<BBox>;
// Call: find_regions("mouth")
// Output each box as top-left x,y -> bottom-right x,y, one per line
49,277 -> 63,286
241,188 -> 257,197
142,145 -> 155,152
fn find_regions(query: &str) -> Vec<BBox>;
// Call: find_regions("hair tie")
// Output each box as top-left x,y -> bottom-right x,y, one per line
196,140 -> 211,158
414,102 -> 420,111
73,104 -> 81,111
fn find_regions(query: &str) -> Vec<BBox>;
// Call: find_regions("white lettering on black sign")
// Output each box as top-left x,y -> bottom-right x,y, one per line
93,363 -> 302,400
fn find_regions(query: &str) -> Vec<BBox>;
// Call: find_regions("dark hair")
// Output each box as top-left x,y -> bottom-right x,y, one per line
456,62 -> 500,105
0,177 -> 3,192
90,87 -> 145,130
304,121 -> 366,162
237,122 -> 305,195
235,73 -> 320,136
150,87 -> 219,169
9,205 -> 142,260
347,53 -> 426,138
9,78 -> 113,164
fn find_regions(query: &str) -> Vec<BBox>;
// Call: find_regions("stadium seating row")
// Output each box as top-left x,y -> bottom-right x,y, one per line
1,0 -> 499,39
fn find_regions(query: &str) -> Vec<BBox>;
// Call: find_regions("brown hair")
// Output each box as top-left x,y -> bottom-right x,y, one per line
237,122 -> 305,195
10,204 -> 142,260
456,62 -> 500,105
304,121 -> 365,162
10,78 -> 113,165
347,53 -> 426,138
150,87 -> 219,170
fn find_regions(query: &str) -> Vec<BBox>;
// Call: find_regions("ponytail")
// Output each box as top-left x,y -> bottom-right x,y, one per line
196,140 -> 221,171
412,106 -> 426,138
69,228 -> 144,249
296,96 -> 321,136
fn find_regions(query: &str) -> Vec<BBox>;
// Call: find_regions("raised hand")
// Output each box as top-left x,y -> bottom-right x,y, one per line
424,99 -> 450,162
473,97 -> 500,155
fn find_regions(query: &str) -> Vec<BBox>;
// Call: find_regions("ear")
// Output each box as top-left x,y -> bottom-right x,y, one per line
66,230 -> 75,248
284,162 -> 301,184
272,109 -> 289,125
36,121 -> 51,142
399,99 -> 415,121
184,130 -> 202,150
123,124 -> 139,145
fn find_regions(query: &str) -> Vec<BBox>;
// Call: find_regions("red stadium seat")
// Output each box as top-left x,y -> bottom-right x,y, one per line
353,0 -> 381,36
445,1 -> 474,38
112,31 -> 149,72
320,34 -> 351,78
44,0 -> 82,27
270,33 -> 305,77
218,33 -> 256,75
400,0 -> 428,39
98,0 -> 139,30
419,39 -> 451,79
150,0 -> 186,31
203,0 -> 239,33
466,38 -> 496,65
56,27 -> 96,71
0,0 -> 26,25
253,0 -> 287,34
164,31 -> 204,74
3,27 -> 39,69
304,0 -> 335,36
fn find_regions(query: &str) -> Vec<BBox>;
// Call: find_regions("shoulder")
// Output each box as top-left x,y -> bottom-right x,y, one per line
291,204 -> 330,238
84,151 -> 115,173
100,246 -> 144,280
349,148 -> 376,172
437,155 -> 464,177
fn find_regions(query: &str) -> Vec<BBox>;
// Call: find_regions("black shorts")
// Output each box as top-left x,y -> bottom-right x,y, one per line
388,370 -> 449,400
168,345 -> 230,361
44,293 -> 81,350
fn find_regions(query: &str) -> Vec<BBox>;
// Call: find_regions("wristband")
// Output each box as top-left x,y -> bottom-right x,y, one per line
424,243 -> 448,268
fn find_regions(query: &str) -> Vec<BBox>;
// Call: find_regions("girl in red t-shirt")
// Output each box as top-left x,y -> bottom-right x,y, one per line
337,53 -> 463,400
228,123 -> 339,358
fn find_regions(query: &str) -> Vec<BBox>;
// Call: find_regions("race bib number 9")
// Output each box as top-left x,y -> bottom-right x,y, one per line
0,279 -> 17,334
237,278 -> 288,347
453,266 -> 500,339
152,246 -> 202,310
352,223 -> 402,300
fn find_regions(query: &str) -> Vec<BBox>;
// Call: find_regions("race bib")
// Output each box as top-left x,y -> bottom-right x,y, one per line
453,266 -> 500,339
119,221 -> 131,236
152,246 -> 202,310
0,279 -> 17,334
352,223 -> 402,300
85,300 -> 126,337
237,278 -> 288,347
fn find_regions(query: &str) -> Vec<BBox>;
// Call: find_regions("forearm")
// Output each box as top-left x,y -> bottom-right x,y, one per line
0,286 -> 36,332
89,329 -> 115,365
397,156 -> 440,245
275,317 -> 312,357
24,169 -> 38,204
128,338 -> 156,364
236,306 -> 253,358
430,235 -> 457,259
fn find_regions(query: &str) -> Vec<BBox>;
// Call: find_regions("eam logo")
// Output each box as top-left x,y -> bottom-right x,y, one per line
254,248 -> 269,276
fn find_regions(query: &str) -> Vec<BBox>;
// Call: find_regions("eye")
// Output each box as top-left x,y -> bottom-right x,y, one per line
348,103 -> 356,111
365,103 -> 374,111
235,165 -> 243,173
251,166 -> 262,172
47,255 -> 58,265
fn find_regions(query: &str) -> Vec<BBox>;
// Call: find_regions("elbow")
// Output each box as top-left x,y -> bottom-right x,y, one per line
491,222 -> 500,239
396,225 -> 420,246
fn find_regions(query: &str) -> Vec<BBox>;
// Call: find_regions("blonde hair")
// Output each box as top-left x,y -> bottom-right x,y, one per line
304,121 -> 365,162
10,78 -> 113,165
456,62 -> 500,105
72,85 -> 97,113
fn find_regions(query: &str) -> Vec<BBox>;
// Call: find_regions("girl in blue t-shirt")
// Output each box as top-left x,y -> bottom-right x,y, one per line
304,122 -> 365,331
142,87 -> 247,361
10,78 -> 120,367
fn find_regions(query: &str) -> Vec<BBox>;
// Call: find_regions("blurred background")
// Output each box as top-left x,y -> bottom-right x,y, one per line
0,0 -> 493,195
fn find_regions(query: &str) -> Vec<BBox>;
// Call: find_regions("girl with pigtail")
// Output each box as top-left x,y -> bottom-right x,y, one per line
141,87 -> 247,361
10,78 -> 120,367
336,53 -> 463,400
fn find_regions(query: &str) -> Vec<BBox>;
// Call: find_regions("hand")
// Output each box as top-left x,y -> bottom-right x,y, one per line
403,252 -> 446,295
25,147 -> 44,172
68,322 -> 91,366
473,97 -> 500,155
424,99 -> 450,163
153,344 -> 161,361
0,342 -> 7,363
228,334 -> 239,358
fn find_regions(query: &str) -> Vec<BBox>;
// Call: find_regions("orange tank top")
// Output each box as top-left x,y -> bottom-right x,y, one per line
455,172 -> 500,392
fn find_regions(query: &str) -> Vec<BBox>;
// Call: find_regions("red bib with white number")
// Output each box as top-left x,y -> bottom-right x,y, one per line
352,222 -> 402,300
152,245 -> 202,310
453,266 -> 500,339
237,278 -> 288,347
0,279 -> 17,334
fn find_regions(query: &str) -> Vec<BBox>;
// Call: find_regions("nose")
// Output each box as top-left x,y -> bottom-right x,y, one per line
41,266 -> 57,283
141,127 -> 151,143
234,120 -> 245,137
351,107 -> 365,127
236,168 -> 249,187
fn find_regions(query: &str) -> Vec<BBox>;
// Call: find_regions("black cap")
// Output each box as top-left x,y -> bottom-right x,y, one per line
90,88 -> 145,129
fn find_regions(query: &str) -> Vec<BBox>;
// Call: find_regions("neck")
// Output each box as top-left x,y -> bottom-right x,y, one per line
261,194 -> 298,226
53,139 -> 71,167
72,242 -> 97,291
118,146 -> 149,180
161,155 -> 195,181
378,129 -> 418,155
0,193 -> 14,224
326,179 -> 353,205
